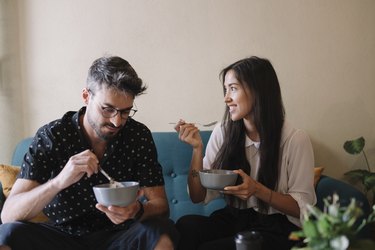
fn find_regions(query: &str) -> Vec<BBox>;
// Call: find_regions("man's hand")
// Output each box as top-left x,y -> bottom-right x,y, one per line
95,201 -> 141,224
52,149 -> 99,190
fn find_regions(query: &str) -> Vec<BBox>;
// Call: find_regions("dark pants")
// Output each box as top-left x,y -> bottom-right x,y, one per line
176,206 -> 300,250
0,218 -> 179,250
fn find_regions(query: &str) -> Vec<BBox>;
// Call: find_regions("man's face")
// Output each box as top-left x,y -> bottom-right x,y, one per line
83,86 -> 135,141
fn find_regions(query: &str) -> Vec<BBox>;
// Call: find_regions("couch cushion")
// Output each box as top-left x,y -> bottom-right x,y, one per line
0,164 -> 48,222
0,164 -> 20,198
314,166 -> 324,188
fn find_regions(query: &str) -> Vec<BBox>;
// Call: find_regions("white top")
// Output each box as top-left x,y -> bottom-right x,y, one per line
202,121 -> 316,227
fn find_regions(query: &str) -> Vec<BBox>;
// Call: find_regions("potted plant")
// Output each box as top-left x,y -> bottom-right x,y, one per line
343,137 -> 375,205
290,194 -> 375,250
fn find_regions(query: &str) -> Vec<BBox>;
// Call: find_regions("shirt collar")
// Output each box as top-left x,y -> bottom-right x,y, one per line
245,136 -> 260,149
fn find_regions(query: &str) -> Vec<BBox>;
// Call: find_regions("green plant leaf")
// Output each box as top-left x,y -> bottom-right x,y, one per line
343,137 -> 365,155
363,172 -> 375,191
302,220 -> 319,239
316,215 -> 331,237
344,169 -> 368,182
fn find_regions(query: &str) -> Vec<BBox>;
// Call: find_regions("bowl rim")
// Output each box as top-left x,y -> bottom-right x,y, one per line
199,169 -> 237,175
93,181 -> 139,189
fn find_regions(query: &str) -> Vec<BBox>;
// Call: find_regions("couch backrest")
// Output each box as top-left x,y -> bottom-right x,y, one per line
10,132 -> 226,222
11,138 -> 33,166
152,131 -> 226,221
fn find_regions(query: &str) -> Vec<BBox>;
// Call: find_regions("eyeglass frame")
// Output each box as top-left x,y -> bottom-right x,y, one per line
87,89 -> 138,119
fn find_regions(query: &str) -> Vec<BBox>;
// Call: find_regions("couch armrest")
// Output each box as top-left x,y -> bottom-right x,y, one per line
315,175 -> 370,215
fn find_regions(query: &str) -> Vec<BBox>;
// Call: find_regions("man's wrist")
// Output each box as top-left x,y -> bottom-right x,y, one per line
134,200 -> 144,220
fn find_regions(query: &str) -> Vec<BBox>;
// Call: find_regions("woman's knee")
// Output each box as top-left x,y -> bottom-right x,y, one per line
176,215 -> 207,234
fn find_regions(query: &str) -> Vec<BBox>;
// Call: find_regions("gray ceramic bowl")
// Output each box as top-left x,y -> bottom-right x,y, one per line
93,181 -> 139,207
199,169 -> 238,190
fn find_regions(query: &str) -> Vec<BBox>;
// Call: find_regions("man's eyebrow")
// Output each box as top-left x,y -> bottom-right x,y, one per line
102,102 -> 133,111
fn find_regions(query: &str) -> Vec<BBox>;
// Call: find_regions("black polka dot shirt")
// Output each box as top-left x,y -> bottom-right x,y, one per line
19,107 -> 164,236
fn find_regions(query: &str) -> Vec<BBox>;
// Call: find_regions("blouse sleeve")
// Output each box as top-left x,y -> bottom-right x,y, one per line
202,123 -> 224,204
203,123 -> 224,170
283,129 -> 316,225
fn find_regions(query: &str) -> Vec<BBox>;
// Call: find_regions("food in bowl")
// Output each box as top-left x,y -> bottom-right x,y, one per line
93,181 -> 139,207
199,169 -> 238,190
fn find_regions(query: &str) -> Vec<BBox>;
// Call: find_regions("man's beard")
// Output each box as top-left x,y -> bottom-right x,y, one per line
88,116 -> 121,141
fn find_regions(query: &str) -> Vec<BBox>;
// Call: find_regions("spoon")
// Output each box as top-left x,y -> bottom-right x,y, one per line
169,121 -> 218,127
99,167 -> 124,188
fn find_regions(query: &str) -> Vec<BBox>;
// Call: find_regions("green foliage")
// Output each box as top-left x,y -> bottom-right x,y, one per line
290,194 -> 375,250
343,137 -> 374,205
344,137 -> 365,155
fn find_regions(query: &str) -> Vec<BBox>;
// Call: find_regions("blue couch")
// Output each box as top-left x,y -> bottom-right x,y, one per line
1,131 -> 371,223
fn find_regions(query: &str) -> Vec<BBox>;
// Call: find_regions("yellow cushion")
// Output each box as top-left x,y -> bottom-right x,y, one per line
314,166 -> 324,188
0,164 -> 48,222
0,164 -> 20,198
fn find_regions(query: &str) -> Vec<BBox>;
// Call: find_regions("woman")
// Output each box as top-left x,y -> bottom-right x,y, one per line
175,56 -> 316,250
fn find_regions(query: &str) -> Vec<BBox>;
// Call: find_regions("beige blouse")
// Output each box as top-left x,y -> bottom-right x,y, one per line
201,121 -> 316,227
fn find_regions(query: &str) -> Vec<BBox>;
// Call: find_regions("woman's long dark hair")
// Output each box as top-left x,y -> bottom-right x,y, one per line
212,56 -> 285,212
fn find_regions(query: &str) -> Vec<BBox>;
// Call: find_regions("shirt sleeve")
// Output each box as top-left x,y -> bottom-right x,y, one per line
19,126 -> 59,184
283,129 -> 316,225
202,123 -> 224,204
203,123 -> 224,170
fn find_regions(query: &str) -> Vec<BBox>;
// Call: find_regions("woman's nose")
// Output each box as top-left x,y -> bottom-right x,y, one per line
224,93 -> 232,103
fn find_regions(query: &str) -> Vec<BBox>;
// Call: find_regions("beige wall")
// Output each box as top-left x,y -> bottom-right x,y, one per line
1,0 -> 374,179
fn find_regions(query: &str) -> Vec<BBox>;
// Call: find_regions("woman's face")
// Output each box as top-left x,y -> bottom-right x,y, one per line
223,70 -> 253,122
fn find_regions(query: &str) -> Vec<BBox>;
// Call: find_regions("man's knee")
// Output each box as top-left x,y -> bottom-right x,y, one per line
0,222 -> 28,241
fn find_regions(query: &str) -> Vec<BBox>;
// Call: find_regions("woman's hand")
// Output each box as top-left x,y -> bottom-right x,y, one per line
174,119 -> 203,149
223,169 -> 258,200
225,170 -> 300,218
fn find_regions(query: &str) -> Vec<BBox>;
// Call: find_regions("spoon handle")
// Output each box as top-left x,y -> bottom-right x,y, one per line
99,167 -> 114,182
99,167 -> 124,187
168,121 -> 217,127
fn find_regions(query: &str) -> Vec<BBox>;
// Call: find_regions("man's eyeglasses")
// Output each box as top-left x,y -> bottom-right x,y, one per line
88,89 -> 137,119
100,105 -> 137,119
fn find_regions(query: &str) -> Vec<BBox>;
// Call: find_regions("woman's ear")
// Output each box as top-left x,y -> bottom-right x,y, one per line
82,88 -> 90,104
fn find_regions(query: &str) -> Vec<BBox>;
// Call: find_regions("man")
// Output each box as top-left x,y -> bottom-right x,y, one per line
0,56 -> 178,249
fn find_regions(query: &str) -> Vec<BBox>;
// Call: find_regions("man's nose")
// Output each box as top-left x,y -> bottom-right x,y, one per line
110,113 -> 123,127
